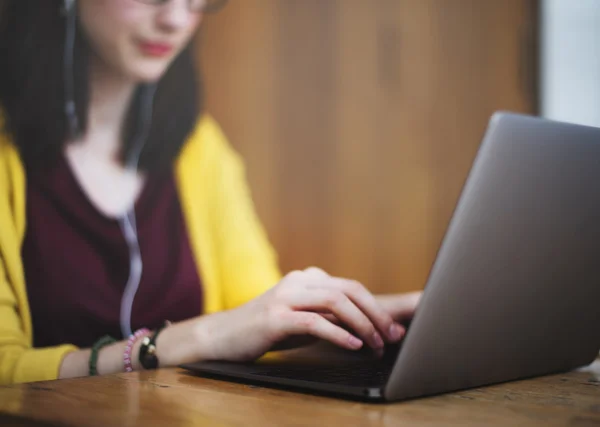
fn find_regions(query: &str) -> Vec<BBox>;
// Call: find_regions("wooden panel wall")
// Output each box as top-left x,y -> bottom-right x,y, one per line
197,0 -> 538,294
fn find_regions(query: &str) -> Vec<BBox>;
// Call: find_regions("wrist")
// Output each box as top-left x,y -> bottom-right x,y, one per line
130,337 -> 146,371
189,307 -> 256,362
96,331 -> 148,375
124,328 -> 151,372
95,341 -> 126,376
153,317 -> 213,367
190,313 -> 221,361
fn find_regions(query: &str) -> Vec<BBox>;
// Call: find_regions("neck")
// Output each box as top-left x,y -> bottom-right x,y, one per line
80,55 -> 137,158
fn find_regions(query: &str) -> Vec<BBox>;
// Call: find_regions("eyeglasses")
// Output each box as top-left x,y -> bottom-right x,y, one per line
133,0 -> 227,14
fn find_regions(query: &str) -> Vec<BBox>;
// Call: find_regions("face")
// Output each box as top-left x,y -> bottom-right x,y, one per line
78,0 -> 203,82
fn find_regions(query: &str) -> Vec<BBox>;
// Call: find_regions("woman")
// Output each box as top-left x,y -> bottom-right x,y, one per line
0,0 -> 421,385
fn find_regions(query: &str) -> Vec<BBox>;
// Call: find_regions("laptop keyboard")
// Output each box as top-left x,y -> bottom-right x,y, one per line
251,363 -> 393,387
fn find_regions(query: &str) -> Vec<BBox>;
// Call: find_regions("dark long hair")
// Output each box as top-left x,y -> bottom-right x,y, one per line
0,0 -> 203,172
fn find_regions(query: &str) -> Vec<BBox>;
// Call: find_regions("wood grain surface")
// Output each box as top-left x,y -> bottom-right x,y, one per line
1,357 -> 598,427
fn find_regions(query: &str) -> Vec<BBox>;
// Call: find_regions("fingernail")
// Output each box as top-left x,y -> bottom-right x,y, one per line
389,323 -> 404,341
372,332 -> 384,349
348,335 -> 363,349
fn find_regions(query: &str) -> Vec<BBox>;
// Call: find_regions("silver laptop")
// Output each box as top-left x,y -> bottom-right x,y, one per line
182,112 -> 600,402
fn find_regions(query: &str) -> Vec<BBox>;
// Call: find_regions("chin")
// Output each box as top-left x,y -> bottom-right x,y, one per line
124,61 -> 170,83
130,69 -> 167,84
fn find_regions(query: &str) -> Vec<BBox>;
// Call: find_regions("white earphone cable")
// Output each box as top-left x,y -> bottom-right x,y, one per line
62,0 -> 157,338
118,85 -> 157,338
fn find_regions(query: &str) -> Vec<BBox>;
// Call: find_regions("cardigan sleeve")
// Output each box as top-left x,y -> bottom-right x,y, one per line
0,135 -> 77,385
0,255 -> 78,384
209,124 -> 283,310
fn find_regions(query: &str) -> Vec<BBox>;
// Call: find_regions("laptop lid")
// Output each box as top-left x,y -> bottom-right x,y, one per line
385,112 -> 600,401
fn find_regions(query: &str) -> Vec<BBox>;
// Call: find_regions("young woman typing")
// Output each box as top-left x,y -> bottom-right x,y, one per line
0,0 -> 421,384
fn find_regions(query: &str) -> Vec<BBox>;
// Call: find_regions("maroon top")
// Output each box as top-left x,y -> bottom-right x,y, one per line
22,156 -> 203,348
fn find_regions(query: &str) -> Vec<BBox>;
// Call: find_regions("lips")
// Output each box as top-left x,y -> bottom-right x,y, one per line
138,40 -> 174,57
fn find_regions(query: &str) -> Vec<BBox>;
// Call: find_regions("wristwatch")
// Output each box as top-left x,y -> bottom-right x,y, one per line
138,321 -> 170,370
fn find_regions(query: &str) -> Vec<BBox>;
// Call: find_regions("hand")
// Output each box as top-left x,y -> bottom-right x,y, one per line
195,267 -> 407,362
267,290 -> 423,354
375,291 -> 422,324
60,276 -> 424,378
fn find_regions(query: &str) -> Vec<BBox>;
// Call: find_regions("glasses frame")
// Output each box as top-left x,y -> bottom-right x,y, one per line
133,0 -> 228,14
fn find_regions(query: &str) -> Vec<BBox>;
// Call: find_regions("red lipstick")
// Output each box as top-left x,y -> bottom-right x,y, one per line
138,41 -> 174,57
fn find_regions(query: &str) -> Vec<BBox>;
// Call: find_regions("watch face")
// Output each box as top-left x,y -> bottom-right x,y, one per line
147,345 -> 156,356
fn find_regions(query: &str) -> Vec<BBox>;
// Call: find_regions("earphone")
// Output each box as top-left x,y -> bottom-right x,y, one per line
63,0 -> 79,138
118,84 -> 157,338
62,0 -> 157,337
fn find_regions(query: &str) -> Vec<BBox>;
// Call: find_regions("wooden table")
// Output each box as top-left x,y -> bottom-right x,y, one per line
1,358 -> 599,427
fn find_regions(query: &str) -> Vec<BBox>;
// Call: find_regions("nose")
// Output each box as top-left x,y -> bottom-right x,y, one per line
156,0 -> 196,32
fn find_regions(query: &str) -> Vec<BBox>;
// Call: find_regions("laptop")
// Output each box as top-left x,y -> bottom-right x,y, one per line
182,112 -> 600,402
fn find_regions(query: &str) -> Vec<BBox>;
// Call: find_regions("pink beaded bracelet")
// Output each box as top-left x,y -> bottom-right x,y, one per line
124,328 -> 150,372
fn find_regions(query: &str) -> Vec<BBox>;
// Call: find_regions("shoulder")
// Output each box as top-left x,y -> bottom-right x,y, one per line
0,118 -> 23,189
177,114 -> 245,174
0,112 -> 21,168
0,116 -> 26,239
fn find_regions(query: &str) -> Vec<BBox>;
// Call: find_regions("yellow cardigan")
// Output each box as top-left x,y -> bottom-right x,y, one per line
0,116 -> 282,384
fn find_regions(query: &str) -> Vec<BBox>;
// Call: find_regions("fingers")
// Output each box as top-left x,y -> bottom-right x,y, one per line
320,313 -> 340,325
310,278 -> 404,343
277,268 -> 406,349
376,291 -> 423,321
280,311 -> 364,351
289,289 -> 385,350
269,335 -> 318,352
303,267 -> 330,279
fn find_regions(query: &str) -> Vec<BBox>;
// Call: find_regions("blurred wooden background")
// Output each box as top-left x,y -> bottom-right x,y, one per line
197,0 -> 538,294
